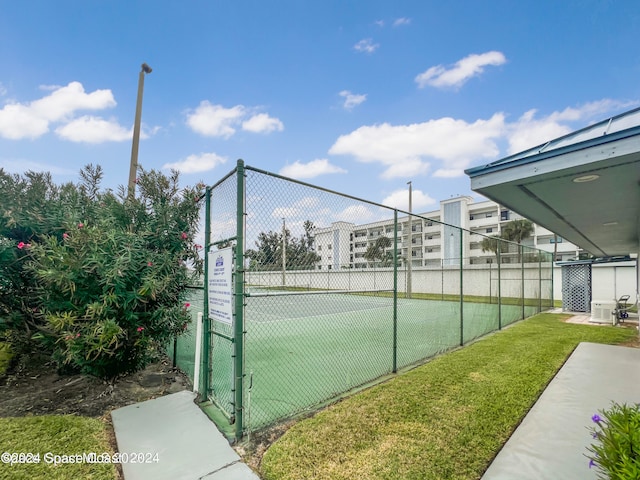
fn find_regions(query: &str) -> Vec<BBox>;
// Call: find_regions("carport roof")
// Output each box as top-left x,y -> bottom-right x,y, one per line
465,107 -> 640,256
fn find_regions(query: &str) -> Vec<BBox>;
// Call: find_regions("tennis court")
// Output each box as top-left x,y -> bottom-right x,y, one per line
169,162 -> 553,439
175,288 -> 539,431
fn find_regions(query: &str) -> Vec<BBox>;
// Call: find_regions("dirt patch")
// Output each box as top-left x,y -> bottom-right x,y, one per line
0,353 -> 191,418
235,420 -> 297,473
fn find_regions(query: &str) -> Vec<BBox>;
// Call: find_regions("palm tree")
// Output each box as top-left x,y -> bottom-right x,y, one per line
480,234 -> 502,261
500,219 -> 534,263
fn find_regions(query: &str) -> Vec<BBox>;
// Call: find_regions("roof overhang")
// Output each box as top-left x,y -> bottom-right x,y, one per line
465,108 -> 640,256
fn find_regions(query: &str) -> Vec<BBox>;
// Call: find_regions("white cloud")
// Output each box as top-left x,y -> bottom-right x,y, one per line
162,152 -> 227,173
505,99 -> 638,154
55,116 -> 132,143
272,207 -> 299,218
374,20 -> 385,27
415,51 -> 506,89
0,158 -> 76,175
393,17 -> 411,27
382,188 -> 436,211
242,113 -> 284,133
0,82 -> 116,140
354,38 -> 379,54
186,101 -> 283,138
335,204 -> 376,223
0,83 -> 7,97
339,90 -> 367,110
279,159 -> 347,179
329,113 -> 505,179
186,101 -> 245,138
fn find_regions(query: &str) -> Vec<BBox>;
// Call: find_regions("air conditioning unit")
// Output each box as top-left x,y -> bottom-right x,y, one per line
590,300 -> 617,324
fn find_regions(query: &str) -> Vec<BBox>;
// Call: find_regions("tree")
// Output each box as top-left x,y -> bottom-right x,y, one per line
0,165 -> 204,379
500,219 -> 534,263
246,220 -> 320,271
480,235 -> 502,261
364,236 -> 393,267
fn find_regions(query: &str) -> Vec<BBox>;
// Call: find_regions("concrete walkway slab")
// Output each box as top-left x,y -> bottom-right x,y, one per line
482,342 -> 640,480
111,390 -> 260,480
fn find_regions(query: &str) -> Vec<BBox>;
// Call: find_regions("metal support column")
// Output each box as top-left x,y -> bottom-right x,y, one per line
233,160 -> 246,440
202,187 -> 212,397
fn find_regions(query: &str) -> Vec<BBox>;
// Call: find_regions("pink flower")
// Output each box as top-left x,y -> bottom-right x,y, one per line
76,333 -> 81,338
184,303 -> 191,309
134,178 -> 139,184
63,233 -> 69,239
147,261 -> 153,267
181,232 -> 188,240
194,244 -> 202,250
77,223 -> 84,229
17,242 -> 25,249
137,327 -> 144,332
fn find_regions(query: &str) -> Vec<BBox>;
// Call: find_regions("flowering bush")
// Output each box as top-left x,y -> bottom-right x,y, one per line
0,165 -> 204,379
587,402 -> 640,479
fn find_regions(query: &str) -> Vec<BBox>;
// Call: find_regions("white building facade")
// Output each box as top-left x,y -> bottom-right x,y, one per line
313,196 -> 582,270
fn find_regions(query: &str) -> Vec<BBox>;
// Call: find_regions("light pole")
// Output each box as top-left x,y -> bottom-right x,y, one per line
282,218 -> 287,287
407,181 -> 412,299
128,63 -> 152,199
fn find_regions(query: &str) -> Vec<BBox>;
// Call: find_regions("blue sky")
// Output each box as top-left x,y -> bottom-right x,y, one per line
1,0 -> 639,213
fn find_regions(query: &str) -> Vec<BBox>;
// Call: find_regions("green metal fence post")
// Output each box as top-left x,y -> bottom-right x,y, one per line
521,245 -> 525,320
538,252 -> 542,313
392,210 -> 398,373
459,229 -> 464,346
497,240 -> 502,330
202,187 -> 212,398
234,160 -> 246,440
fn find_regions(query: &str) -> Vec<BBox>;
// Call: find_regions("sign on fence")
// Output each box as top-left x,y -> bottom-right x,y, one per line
208,247 -> 234,325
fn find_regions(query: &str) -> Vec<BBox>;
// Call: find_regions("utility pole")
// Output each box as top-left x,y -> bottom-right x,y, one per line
128,63 -> 152,199
282,218 -> 286,287
407,181 -> 412,299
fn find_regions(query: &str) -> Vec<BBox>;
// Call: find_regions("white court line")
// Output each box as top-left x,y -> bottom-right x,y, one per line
244,304 -> 393,324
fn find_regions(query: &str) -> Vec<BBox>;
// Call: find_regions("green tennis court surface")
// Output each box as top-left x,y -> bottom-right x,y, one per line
175,290 -> 540,432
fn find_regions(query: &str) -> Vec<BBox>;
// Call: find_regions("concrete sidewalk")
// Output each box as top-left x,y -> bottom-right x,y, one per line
111,390 -> 260,480
482,342 -> 640,480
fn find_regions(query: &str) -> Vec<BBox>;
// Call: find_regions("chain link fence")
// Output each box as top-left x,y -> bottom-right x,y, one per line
194,160 -> 553,439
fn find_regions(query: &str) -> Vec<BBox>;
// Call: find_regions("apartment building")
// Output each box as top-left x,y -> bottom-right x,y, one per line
313,196 -> 581,270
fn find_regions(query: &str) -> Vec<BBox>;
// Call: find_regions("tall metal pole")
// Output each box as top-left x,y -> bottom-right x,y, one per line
234,160 -> 246,440
281,218 -> 287,286
407,181 -> 412,299
128,63 -> 152,199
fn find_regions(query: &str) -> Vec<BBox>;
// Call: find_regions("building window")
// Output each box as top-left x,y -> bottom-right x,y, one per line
486,213 -> 492,218
328,265 -> 332,270
328,244 -> 332,250
427,248 -> 433,253
486,258 -> 493,264
427,235 -> 433,240
470,215 -> 475,220
426,222 -> 433,227
501,210 -> 509,221
318,265 -> 322,270
486,228 -> 493,233
318,245 -> 322,251
550,237 -> 563,244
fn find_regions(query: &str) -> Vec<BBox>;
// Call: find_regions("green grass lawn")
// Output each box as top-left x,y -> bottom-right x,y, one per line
260,313 -> 637,480
0,415 -> 117,480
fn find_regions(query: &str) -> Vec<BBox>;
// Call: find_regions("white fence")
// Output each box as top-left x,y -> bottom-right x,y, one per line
247,263 -> 551,300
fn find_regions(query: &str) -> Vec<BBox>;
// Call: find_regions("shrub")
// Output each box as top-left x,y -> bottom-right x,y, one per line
587,402 -> 640,479
0,165 -> 204,379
